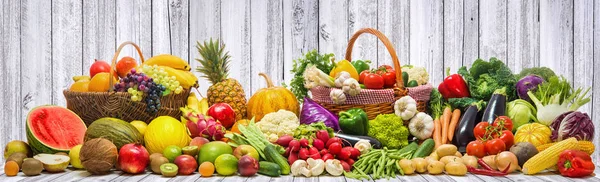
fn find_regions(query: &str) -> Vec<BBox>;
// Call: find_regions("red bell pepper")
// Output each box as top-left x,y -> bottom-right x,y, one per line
438,68 -> 470,100
557,150 -> 595,178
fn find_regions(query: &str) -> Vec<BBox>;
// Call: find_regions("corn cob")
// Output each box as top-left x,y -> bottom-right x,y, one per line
536,140 -> 595,155
522,137 -> 578,175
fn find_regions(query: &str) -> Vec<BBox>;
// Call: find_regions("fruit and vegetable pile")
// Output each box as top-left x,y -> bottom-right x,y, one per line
4,39 -> 597,180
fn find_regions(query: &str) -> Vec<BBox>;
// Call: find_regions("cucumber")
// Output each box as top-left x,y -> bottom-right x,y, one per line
258,161 -> 281,177
402,71 -> 409,86
264,144 -> 291,175
412,139 -> 435,159
398,142 -> 419,154
407,80 -> 418,87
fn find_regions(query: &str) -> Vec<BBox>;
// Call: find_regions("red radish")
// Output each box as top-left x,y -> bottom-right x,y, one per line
328,142 -> 342,155
276,135 -> 293,147
346,158 -> 355,166
310,152 -> 321,160
288,152 -> 298,165
320,149 -> 329,156
308,147 -> 319,155
349,148 -> 361,159
316,130 -> 330,143
322,153 -> 334,161
284,147 -> 291,157
326,137 -> 342,148
289,139 -> 300,152
337,147 -> 352,160
340,160 -> 351,171
299,138 -> 309,147
298,148 -> 309,160
312,139 -> 325,150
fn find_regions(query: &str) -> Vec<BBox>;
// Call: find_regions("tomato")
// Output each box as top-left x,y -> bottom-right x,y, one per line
484,138 -> 506,155
496,130 -> 514,149
363,73 -> 384,89
359,70 -> 370,84
493,116 -> 513,131
473,122 -> 490,140
466,140 -> 486,158
379,65 -> 393,72
381,71 -> 396,88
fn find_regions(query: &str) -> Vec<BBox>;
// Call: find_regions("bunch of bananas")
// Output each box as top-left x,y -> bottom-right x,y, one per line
186,92 -> 209,115
142,54 -> 199,89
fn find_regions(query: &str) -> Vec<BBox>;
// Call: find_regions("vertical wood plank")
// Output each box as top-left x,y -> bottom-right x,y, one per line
348,0 -> 377,63
220,0 -> 252,98
51,0 -> 82,106
319,0 -> 349,58
188,0 -> 220,97
593,0 -> 600,163
1,0 -> 22,153
250,0 -> 284,94
443,0 -> 465,74
116,0 -> 152,61
283,0 -> 319,84
152,0 -> 170,54
83,0 -> 116,71
507,0 -> 540,72
152,0 -> 189,59
540,0 -> 574,82
377,0 -> 410,67
20,0 -> 52,143
409,0 -> 444,85
463,0 -> 479,65
573,0 -> 594,125
479,0 -> 507,62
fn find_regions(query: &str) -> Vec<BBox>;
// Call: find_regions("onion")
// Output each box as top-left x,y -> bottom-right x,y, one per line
495,151 -> 520,173
482,155 -> 497,170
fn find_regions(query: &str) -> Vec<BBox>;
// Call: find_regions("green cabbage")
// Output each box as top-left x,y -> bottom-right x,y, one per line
507,99 -> 537,132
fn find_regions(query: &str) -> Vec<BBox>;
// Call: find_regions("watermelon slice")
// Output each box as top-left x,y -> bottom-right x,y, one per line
26,105 -> 87,154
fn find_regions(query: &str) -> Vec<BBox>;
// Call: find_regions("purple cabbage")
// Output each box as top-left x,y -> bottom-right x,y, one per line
300,97 -> 340,131
516,75 -> 544,103
550,111 -> 594,141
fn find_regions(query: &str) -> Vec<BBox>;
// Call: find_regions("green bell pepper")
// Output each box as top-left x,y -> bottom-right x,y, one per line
338,108 -> 369,135
351,60 -> 371,74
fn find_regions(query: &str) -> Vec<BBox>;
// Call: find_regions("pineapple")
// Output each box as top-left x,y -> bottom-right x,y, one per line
195,38 -> 247,121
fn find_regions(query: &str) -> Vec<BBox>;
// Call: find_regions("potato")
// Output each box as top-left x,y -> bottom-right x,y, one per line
461,155 -> 478,168
427,161 -> 445,175
436,144 -> 458,158
440,156 -> 463,165
445,162 -> 467,176
399,159 -> 416,175
429,151 -> 439,161
425,156 -> 438,163
411,158 -> 429,173
454,151 -> 463,157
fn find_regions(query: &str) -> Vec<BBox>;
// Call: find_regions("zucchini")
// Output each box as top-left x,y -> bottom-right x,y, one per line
264,144 -> 291,175
407,80 -> 418,87
398,142 -> 419,154
412,139 -> 435,159
258,161 -> 281,177
402,71 -> 409,86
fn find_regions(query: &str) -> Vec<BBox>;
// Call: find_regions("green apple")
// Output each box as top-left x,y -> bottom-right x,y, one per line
232,145 -> 259,160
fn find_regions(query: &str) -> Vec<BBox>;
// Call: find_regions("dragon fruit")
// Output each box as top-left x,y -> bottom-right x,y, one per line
180,106 -> 226,141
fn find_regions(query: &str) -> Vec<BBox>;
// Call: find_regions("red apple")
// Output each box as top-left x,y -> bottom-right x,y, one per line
237,155 -> 259,177
174,155 -> 198,175
233,145 -> 259,160
90,59 -> 112,78
190,137 -> 210,148
118,143 -> 150,174
207,103 -> 236,128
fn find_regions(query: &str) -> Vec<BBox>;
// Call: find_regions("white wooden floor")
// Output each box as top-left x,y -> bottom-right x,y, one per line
1,165 -> 600,182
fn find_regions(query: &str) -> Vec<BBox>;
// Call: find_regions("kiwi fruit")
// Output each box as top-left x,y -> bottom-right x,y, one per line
181,146 -> 198,157
22,158 -> 43,176
55,152 -> 69,156
151,156 -> 169,174
149,153 -> 164,163
160,163 -> 178,177
6,152 -> 27,168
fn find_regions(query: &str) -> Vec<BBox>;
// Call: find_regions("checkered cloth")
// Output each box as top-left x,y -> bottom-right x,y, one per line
407,83 -> 433,102
310,86 -> 396,105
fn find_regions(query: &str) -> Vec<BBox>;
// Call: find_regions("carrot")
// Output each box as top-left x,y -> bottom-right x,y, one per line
434,119 -> 441,149
447,109 -> 461,142
441,107 -> 452,144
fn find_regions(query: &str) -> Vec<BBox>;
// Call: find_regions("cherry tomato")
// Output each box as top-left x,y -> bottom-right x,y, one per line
484,138 -> 506,155
381,71 -> 396,88
363,73 -> 384,89
466,140 -> 486,158
473,122 -> 490,140
359,70 -> 370,83
496,130 -> 514,149
493,116 -> 513,132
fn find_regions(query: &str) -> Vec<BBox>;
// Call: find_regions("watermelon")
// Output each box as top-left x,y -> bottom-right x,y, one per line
26,106 -> 87,154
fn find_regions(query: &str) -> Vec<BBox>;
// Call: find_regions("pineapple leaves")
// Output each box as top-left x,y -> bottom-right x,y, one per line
195,38 -> 231,84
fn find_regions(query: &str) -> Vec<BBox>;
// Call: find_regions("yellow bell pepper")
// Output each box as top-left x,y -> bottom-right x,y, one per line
329,60 -> 360,80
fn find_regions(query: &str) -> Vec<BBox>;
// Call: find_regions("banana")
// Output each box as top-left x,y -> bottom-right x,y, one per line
198,96 -> 209,115
143,54 -> 191,71
72,75 -> 91,82
160,66 -> 198,89
187,92 -> 200,110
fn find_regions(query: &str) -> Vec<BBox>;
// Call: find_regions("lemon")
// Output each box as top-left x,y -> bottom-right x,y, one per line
129,120 -> 148,135
69,145 -> 84,169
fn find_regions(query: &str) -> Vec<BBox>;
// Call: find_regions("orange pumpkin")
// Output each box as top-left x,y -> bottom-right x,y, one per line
247,73 -> 300,121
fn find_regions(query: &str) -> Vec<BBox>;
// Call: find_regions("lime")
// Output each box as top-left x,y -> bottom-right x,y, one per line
214,154 -> 238,176
163,145 -> 182,162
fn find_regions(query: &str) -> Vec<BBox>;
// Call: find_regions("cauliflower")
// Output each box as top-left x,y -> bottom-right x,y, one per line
402,65 -> 429,85
256,109 -> 300,142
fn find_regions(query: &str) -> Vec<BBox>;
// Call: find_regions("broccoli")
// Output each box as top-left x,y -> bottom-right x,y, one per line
516,67 -> 557,81
367,114 -> 409,149
448,97 -> 486,110
458,57 -> 518,101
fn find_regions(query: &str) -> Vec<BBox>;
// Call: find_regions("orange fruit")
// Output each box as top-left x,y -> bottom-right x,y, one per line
88,72 -> 117,92
116,56 -> 137,78
230,119 -> 250,134
70,81 -> 90,92
199,161 -> 215,177
4,161 -> 19,176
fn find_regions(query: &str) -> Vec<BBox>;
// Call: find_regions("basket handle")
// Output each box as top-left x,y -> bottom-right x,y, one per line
345,28 -> 404,89
108,41 -> 146,91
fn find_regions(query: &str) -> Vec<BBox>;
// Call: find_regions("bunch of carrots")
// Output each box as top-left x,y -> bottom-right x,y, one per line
433,106 -> 461,148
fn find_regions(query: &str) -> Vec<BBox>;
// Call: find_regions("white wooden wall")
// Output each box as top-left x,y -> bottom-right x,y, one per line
1,0 -> 599,161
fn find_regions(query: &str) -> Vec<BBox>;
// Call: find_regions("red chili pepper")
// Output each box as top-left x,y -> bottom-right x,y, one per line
557,150 -> 595,177
467,166 -> 507,176
477,158 -> 494,171
500,162 -> 511,173
438,68 -> 470,100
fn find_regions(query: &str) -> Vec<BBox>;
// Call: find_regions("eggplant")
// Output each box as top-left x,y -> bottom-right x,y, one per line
334,133 -> 382,149
482,88 -> 507,124
453,101 -> 484,153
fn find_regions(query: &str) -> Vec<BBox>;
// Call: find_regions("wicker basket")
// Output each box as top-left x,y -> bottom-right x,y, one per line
63,41 -> 190,126
311,28 -> 430,120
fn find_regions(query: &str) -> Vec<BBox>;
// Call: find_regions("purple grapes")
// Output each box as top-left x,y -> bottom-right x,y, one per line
114,69 -> 167,113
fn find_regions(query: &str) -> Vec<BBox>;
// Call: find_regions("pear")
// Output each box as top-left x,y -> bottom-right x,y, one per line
33,154 -> 70,172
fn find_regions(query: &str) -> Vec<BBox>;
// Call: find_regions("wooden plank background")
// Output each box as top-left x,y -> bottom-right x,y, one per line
1,0 -> 599,164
